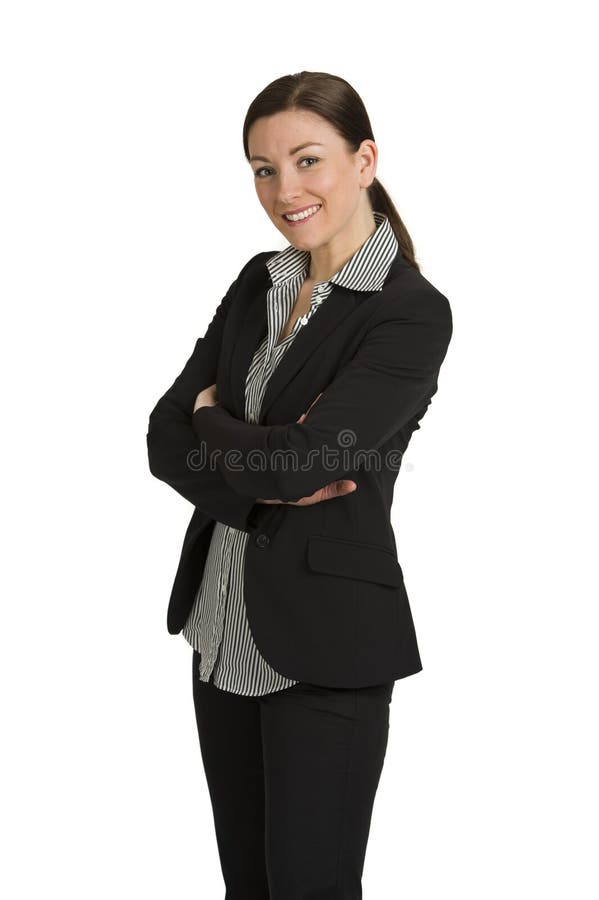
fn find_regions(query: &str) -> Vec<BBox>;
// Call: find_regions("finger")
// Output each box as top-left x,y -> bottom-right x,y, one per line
305,392 -> 323,415
329,480 -> 356,496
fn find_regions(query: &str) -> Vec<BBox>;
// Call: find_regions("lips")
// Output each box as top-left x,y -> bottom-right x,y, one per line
281,203 -> 321,216
281,204 -> 322,225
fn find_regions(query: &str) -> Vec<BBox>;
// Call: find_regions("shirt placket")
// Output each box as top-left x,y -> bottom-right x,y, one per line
275,279 -> 328,342
200,525 -> 235,678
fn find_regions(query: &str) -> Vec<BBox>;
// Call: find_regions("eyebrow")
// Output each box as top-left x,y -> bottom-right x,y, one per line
249,142 -> 324,163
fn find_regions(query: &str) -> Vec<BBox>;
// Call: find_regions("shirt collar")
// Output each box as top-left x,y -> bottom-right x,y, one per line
266,211 -> 399,293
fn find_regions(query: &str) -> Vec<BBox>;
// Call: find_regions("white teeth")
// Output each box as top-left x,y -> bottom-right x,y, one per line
283,205 -> 321,221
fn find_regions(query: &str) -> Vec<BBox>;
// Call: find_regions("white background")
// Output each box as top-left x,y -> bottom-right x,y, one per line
1,1 -> 597,897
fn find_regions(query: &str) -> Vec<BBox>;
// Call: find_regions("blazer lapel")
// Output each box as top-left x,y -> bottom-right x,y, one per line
224,246 -> 406,425
258,285 -> 359,424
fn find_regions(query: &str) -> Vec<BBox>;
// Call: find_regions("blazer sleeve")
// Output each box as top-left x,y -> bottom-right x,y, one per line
146,254 -> 263,531
191,287 -> 453,503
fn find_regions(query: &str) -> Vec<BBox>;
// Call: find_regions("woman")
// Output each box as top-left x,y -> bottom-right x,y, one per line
147,71 -> 453,899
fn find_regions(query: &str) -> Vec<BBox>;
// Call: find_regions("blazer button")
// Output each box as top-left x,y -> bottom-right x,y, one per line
255,533 -> 270,548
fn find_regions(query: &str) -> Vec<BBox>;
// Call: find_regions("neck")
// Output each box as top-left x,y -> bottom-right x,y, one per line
308,207 -> 377,283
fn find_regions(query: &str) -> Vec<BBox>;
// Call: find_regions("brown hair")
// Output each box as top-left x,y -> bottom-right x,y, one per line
242,71 -> 420,272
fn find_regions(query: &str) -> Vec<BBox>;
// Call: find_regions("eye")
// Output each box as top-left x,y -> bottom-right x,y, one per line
253,157 -> 320,179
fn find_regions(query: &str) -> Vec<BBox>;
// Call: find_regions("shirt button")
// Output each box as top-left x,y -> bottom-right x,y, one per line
316,284 -> 325,293
255,533 -> 270,548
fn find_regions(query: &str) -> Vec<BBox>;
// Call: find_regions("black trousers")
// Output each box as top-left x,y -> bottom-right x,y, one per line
191,649 -> 395,899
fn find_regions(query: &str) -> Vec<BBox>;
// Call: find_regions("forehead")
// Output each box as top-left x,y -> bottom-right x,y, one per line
248,109 -> 339,156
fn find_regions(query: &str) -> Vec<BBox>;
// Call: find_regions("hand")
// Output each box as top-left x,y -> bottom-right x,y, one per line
255,392 -> 357,506
256,479 -> 357,506
193,384 -> 219,413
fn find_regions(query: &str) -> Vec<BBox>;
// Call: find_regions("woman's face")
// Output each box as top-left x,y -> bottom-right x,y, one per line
248,108 -> 376,251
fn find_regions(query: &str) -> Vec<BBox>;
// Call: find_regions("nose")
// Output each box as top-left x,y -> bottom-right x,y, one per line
276,167 -> 302,205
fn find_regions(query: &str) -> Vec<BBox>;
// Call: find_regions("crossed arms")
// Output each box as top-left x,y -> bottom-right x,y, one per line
191,289 -> 453,503
147,256 -> 452,520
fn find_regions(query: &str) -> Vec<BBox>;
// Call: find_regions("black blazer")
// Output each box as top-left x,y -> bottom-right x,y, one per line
147,245 -> 453,687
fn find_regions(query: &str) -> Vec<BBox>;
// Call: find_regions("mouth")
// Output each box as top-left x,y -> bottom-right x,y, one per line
280,204 -> 322,226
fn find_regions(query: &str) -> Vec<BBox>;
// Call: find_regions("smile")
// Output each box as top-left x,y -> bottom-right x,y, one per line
282,204 -> 322,225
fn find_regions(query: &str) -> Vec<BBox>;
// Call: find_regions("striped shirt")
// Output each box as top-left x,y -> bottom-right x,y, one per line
183,210 -> 399,695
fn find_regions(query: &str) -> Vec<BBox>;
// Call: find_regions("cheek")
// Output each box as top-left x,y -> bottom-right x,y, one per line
313,169 -> 354,209
311,171 -> 335,195
255,182 -> 274,210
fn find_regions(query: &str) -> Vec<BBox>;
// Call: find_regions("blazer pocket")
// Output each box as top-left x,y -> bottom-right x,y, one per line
306,535 -> 404,588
